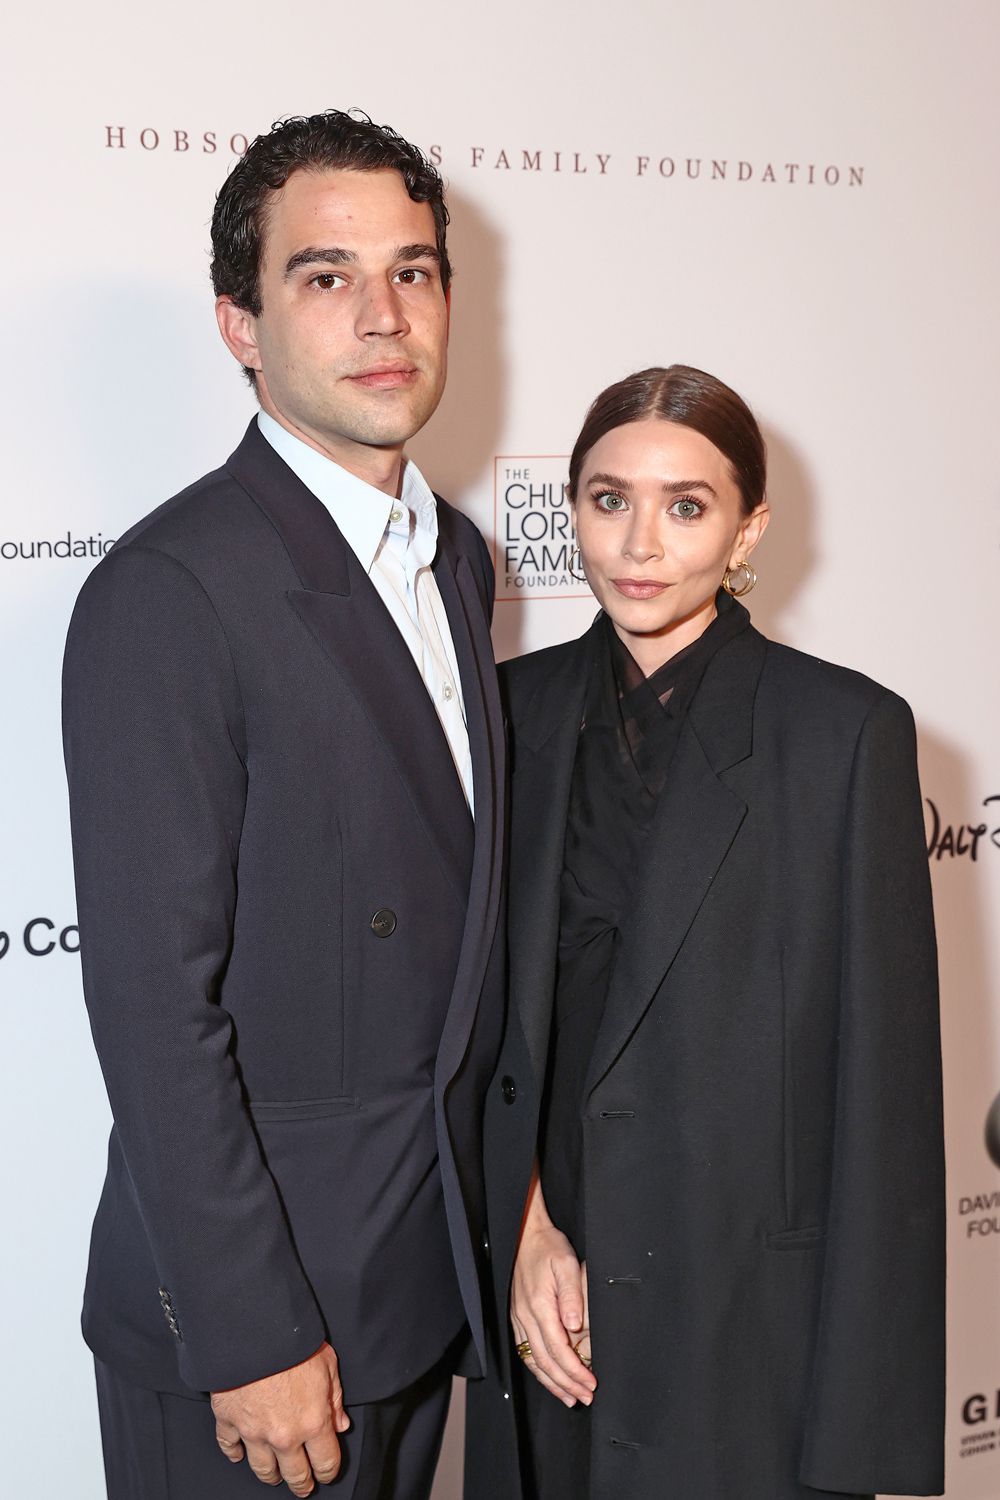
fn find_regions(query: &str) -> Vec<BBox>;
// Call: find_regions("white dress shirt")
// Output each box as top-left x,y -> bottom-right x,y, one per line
257,412 -> 474,812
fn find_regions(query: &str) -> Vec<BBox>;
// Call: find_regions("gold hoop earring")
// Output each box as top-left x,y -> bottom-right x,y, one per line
723,560 -> 757,597
567,546 -> 587,582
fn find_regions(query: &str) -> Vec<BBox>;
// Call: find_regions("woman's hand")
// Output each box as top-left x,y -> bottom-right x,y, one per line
510,1170 -> 597,1407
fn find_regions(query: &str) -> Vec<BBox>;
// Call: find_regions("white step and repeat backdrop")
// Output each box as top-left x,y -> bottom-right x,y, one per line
2,1 -> 998,1494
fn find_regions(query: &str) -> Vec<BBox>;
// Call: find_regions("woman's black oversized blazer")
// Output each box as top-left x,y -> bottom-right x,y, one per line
465,603 -> 944,1500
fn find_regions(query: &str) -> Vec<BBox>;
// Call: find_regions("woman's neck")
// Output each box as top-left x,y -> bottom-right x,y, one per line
611,596 -> 719,678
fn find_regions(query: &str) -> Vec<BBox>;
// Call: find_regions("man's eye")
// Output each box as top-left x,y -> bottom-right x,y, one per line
394,268 -> 429,285
313,273 -> 345,290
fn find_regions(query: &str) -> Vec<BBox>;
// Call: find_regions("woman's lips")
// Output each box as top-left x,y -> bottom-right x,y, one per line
611,578 -> 669,599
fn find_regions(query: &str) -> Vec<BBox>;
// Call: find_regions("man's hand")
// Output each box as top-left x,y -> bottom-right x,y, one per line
510,1167 -> 597,1409
211,1342 -> 350,1495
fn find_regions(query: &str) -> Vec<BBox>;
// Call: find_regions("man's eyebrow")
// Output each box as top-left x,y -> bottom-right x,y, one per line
284,246 -> 358,278
283,244 -> 441,279
394,243 -> 442,265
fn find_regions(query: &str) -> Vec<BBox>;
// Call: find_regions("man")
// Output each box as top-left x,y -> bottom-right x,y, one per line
63,110 -> 504,1499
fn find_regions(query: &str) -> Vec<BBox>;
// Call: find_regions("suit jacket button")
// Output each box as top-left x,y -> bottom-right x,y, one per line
371,908 -> 397,937
501,1075 -> 516,1105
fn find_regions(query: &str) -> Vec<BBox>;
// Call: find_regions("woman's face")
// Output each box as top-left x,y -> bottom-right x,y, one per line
573,417 -> 769,672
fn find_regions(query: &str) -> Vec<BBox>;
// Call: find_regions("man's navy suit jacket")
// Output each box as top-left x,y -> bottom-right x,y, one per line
62,420 -> 506,1402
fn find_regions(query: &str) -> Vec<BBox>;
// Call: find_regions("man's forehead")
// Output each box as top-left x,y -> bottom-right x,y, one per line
259,167 -> 434,270
270,167 -> 431,229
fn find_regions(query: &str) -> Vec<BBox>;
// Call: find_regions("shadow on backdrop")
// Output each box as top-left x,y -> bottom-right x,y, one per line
918,725 -> 999,1132
410,187 -> 508,514
747,421 -> 817,644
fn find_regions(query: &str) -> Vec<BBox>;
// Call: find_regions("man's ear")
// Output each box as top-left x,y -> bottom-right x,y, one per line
215,296 -> 262,373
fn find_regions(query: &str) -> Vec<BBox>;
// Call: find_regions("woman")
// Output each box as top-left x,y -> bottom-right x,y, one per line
465,367 -> 944,1500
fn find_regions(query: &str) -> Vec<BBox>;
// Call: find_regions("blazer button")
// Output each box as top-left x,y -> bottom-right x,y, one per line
501,1075 -> 516,1105
371,908 -> 397,938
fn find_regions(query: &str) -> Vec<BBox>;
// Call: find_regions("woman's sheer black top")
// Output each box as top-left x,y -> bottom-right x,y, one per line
537,591 -> 749,1257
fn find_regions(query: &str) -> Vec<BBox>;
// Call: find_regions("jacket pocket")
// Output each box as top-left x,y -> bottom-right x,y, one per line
766,1224 -> 825,1251
248,1096 -> 360,1123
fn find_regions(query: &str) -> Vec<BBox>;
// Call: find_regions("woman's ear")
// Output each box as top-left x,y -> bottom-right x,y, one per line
731,501 -> 770,567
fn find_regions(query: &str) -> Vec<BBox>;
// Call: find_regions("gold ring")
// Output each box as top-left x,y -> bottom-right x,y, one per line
573,1338 -> 592,1369
516,1339 -> 532,1361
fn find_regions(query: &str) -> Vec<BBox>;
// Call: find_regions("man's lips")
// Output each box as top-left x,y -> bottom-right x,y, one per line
346,364 -> 418,390
611,578 -> 670,599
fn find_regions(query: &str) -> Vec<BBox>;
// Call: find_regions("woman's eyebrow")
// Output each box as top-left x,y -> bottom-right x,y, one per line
586,471 -> 633,490
663,477 -> 718,497
586,471 -> 718,498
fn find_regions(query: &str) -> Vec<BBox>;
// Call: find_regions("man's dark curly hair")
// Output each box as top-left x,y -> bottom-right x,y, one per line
210,109 -> 451,324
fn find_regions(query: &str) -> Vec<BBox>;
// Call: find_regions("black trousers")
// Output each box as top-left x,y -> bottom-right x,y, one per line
95,1352 -> 455,1500
517,1361 -> 590,1500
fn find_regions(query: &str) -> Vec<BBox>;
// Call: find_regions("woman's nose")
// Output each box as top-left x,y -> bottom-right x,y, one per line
623,517 -> 663,563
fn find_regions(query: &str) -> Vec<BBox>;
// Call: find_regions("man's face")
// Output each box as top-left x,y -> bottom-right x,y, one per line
222,167 -> 449,476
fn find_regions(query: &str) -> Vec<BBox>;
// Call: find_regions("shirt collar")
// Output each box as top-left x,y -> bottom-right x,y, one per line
257,411 -> 438,574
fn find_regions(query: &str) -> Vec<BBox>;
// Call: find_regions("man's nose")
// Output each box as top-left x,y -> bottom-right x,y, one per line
356,279 -> 409,338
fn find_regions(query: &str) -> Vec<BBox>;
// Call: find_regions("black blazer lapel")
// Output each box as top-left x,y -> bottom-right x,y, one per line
506,627 -> 595,1085
585,626 -> 767,1094
226,422 -> 474,899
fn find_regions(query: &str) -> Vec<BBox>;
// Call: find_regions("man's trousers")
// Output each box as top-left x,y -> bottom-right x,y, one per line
94,1350 -> 455,1500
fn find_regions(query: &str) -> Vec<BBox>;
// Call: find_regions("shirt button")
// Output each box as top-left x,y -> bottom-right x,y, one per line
501,1076 -> 516,1105
371,908 -> 397,937
443,684 -> 454,702
390,507 -> 404,524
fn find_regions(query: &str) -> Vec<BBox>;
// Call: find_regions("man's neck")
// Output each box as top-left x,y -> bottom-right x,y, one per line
258,402 -> 404,498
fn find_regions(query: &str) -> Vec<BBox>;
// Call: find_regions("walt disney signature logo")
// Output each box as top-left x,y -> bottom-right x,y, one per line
925,796 -> 1000,862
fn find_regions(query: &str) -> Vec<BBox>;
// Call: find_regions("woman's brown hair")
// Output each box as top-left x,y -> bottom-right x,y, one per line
568,365 -> 766,516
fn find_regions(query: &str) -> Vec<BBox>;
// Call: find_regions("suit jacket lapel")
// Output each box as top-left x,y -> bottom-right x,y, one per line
226,422 -> 474,899
507,627 -> 595,1084
584,625 -> 767,1095
431,518 -> 507,1085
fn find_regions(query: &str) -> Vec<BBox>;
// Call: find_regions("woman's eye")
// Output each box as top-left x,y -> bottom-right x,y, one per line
595,491 -> 627,512
671,497 -> 703,520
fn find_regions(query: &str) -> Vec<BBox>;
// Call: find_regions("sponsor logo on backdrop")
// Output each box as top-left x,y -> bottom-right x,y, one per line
0,919 -> 79,959
469,147 -> 864,187
958,1188 -> 1000,1241
925,795 -> 1000,862
986,1094 -> 1000,1172
102,129 -> 865,189
493,457 -> 590,603
960,1389 -> 1000,1461
0,533 -> 114,561
104,127 -> 250,156
953,1095 -> 1000,1242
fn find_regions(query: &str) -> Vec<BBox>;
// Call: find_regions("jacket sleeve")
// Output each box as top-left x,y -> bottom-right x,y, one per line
63,543 -> 326,1392
798,690 -> 945,1495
